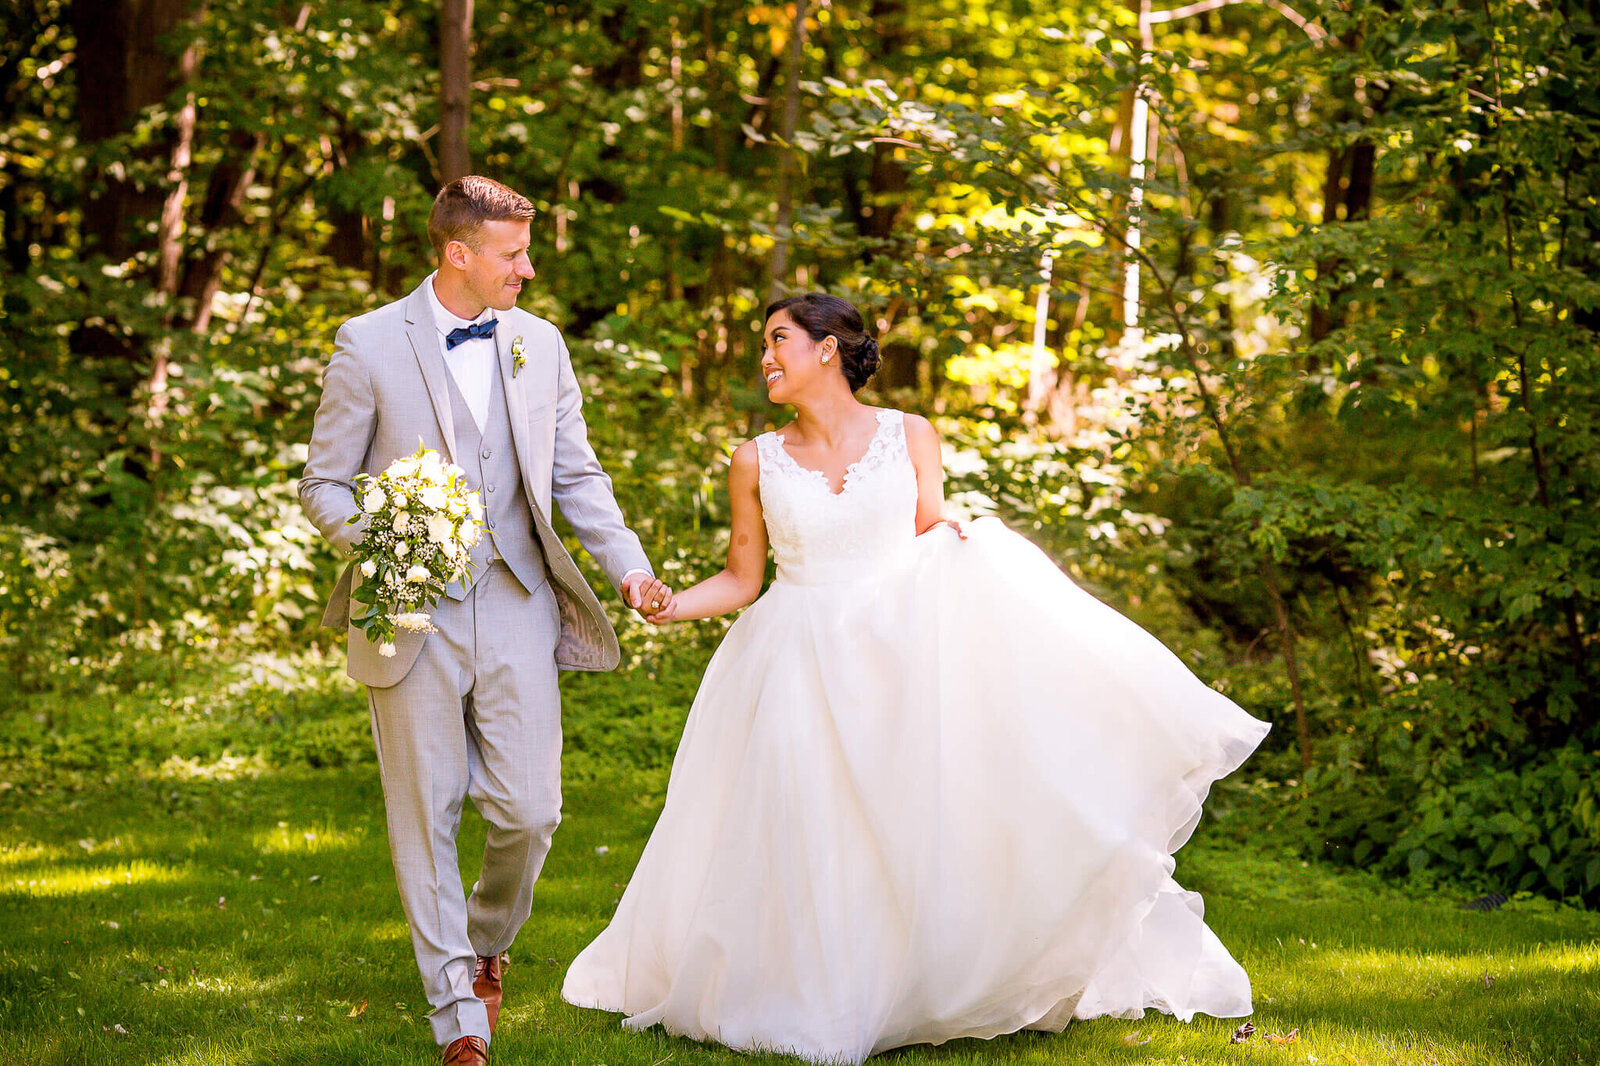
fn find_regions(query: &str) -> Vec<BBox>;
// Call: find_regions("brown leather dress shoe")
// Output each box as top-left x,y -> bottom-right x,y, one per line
442,1034 -> 488,1066
473,953 -> 505,1034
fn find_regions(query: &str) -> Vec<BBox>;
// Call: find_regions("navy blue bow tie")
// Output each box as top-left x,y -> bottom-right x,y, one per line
445,317 -> 498,349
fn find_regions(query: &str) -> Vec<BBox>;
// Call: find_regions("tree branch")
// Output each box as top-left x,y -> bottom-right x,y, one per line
1148,0 -> 1327,43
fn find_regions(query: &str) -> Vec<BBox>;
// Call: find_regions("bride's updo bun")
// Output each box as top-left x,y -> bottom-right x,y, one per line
766,293 -> 880,392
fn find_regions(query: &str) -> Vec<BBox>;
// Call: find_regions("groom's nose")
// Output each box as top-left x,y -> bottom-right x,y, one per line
515,254 -> 535,279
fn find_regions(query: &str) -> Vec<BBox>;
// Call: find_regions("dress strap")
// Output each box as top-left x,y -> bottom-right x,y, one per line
853,409 -> 906,476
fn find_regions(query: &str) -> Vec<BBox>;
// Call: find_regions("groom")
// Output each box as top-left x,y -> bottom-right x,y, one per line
299,176 -> 668,1065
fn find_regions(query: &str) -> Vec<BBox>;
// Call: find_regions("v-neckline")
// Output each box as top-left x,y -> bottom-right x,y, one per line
776,410 -> 889,497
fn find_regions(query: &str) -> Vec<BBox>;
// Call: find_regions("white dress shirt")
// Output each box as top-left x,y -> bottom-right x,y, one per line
426,273 -> 496,433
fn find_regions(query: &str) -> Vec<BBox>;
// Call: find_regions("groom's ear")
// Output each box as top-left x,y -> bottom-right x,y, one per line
443,239 -> 472,271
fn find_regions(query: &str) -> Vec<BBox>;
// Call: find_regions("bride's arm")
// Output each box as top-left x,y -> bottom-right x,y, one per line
905,414 -> 963,537
646,440 -> 769,623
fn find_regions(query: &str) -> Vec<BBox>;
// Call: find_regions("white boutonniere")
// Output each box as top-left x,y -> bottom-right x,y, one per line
511,335 -> 525,377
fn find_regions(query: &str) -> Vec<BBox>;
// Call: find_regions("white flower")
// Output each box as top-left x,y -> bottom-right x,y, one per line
405,564 -> 429,583
389,456 -> 420,478
361,488 -> 387,514
426,514 -> 455,546
419,485 -> 447,510
445,464 -> 465,480
394,612 -> 432,631
395,541 -> 410,558
378,641 -> 397,657
418,452 -> 446,485
466,492 -> 484,522
391,491 -> 409,509
360,559 -> 377,579
391,511 -> 411,533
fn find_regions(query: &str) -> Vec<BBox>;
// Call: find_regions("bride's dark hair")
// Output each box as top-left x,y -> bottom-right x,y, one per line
766,293 -> 881,392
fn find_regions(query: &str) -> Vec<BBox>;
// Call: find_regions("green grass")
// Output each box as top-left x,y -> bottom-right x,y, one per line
2,648 -> 1597,1065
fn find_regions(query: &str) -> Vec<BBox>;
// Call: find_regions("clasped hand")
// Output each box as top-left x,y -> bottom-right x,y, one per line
622,572 -> 678,625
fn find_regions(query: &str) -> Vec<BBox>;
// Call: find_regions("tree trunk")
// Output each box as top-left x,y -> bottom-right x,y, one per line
73,0 -> 198,260
766,0 -> 808,300
324,125 -> 371,271
439,0 -> 474,183
1308,138 -> 1374,348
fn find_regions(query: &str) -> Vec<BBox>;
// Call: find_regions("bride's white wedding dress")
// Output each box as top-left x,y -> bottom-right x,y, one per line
563,409 -> 1270,1063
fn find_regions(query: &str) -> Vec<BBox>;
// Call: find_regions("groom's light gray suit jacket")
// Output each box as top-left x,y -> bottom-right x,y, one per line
299,279 -> 650,688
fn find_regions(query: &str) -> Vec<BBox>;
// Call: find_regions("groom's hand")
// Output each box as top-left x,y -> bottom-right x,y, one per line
622,572 -> 674,620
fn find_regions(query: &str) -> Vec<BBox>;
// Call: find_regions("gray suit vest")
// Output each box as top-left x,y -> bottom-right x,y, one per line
443,361 -> 547,600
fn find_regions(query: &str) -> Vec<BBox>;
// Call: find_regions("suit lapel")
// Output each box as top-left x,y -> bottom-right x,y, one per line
495,317 -> 543,517
405,282 -> 458,466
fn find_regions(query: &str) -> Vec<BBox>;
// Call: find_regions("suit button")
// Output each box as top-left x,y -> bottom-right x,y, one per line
481,448 -> 492,460
486,483 -> 495,493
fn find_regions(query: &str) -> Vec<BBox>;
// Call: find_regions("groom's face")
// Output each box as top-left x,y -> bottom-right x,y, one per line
456,219 -> 535,312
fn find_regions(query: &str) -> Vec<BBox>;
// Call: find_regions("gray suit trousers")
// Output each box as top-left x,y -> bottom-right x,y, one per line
367,561 -> 562,1049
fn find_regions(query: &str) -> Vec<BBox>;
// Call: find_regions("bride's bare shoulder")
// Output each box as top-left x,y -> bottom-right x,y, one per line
899,411 -> 940,442
730,438 -> 762,477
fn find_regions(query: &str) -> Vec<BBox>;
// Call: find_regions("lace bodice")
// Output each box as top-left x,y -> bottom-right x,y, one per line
755,409 -> 919,586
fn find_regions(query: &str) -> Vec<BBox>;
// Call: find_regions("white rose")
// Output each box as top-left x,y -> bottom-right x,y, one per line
419,485 -> 447,511
378,641 -> 397,657
466,492 -> 484,522
418,452 -> 446,484
394,611 -> 432,631
426,514 -> 455,547
391,491 -> 409,509
361,488 -> 387,514
406,564 -> 429,583
360,559 -> 377,579
391,511 -> 410,533
389,456 -> 419,478
395,541 -> 410,558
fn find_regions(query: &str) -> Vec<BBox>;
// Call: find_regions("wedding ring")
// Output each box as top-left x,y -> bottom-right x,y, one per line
650,600 -> 662,610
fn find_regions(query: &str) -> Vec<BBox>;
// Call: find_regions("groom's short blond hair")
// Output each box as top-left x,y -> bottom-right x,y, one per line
428,176 -> 536,259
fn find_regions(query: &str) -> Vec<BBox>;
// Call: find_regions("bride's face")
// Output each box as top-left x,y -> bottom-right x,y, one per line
761,310 -> 836,404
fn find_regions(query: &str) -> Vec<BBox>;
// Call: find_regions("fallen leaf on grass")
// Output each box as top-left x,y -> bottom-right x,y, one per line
1228,1021 -> 1256,1044
348,1000 -> 367,1018
1266,1028 -> 1299,1045
1122,1030 -> 1151,1046
103,1023 -> 129,1036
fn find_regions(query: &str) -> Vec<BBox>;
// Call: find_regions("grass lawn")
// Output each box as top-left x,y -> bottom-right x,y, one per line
2,648 -> 1597,1065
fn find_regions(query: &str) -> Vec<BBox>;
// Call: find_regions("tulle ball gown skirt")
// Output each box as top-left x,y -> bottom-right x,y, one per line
563,519 -> 1271,1063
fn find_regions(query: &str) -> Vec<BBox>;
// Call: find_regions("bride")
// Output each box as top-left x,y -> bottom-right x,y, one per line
562,293 -> 1270,1063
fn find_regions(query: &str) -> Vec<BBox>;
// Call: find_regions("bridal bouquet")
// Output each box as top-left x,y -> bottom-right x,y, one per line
345,443 -> 486,656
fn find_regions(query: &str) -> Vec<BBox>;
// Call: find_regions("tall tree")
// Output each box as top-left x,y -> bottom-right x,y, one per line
439,0 -> 473,182
766,0 -> 809,299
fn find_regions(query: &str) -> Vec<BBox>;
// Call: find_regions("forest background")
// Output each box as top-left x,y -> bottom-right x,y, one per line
2,0 -> 1599,908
